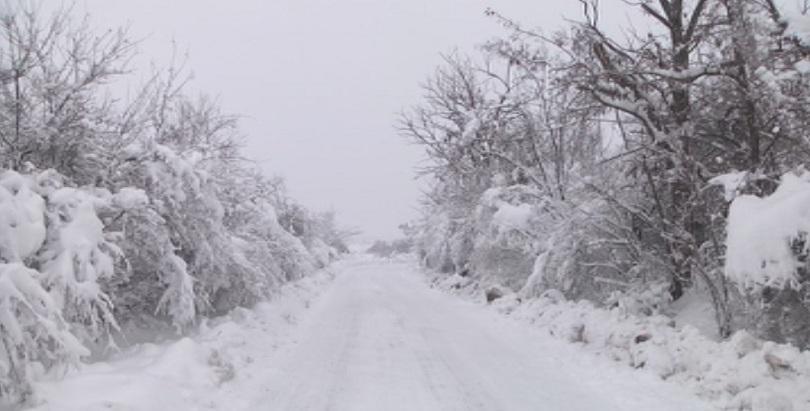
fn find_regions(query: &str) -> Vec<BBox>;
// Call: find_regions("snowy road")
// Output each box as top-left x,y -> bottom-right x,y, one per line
246,259 -> 713,411
31,258 -> 715,410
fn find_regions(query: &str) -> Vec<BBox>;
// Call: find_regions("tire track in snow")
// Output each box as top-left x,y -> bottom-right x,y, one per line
245,259 -> 715,411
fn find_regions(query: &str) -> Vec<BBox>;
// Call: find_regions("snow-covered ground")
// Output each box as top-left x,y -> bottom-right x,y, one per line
25,260 -> 340,411
26,256 -> 714,411
435,273 -> 810,411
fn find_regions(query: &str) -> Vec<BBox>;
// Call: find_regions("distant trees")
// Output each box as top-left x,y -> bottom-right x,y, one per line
0,5 -> 347,404
404,0 -> 810,347
366,238 -> 412,258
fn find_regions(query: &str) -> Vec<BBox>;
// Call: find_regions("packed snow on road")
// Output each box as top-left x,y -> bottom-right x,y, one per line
27,256 -> 714,411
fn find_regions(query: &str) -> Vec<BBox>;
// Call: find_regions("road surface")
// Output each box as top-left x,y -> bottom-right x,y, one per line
247,259 -> 713,411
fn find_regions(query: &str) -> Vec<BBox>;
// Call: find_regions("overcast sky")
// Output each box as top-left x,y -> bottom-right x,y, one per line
77,0 -> 630,240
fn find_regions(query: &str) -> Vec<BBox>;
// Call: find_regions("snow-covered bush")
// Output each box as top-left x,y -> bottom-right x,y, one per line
239,198 -> 318,283
436,275 -> 810,411
138,143 -> 263,316
405,0 -> 810,347
724,170 -> 810,288
272,201 -> 348,268
0,169 -> 131,402
415,209 -> 464,274
0,171 -> 46,263
0,263 -> 87,402
0,6 -> 348,404
468,185 -> 541,289
0,121 -> 340,407
519,193 -> 672,307
106,140 -> 325,328
37,185 -> 123,343
722,170 -> 810,348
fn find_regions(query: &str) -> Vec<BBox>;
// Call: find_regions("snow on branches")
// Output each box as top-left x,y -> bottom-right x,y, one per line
724,170 -> 810,289
0,8 -> 348,404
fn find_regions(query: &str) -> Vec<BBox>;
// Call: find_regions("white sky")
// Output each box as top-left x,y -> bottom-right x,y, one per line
77,0 -> 630,240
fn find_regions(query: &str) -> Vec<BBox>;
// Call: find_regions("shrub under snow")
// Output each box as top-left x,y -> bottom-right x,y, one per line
0,162 -> 341,405
0,263 -> 87,402
0,6 -> 350,405
723,170 -> 810,288
0,171 -> 46,262
435,274 -> 810,411
0,170 -> 121,401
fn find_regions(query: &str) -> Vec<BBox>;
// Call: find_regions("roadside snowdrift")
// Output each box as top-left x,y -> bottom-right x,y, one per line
434,273 -> 809,411
27,263 -> 340,411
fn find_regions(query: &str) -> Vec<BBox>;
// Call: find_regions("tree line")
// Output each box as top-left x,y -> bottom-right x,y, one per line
403,0 -> 810,348
0,5 -> 350,403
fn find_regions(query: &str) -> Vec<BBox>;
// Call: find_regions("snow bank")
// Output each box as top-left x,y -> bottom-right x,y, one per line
29,262 -> 339,410
433,273 -> 810,411
724,171 -> 810,288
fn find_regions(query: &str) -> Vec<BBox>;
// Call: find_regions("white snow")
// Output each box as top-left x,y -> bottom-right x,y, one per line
709,170 -> 756,201
670,289 -> 722,341
0,263 -> 88,401
461,115 -> 482,143
491,202 -> 534,230
0,171 -> 47,262
482,187 -> 536,231
156,253 -> 196,327
724,170 -> 810,288
30,257 -> 713,411
30,259 -> 338,410
38,187 -> 119,329
437,269 -> 810,411
111,187 -> 149,209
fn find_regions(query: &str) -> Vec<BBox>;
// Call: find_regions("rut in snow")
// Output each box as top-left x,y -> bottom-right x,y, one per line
246,259 -> 712,411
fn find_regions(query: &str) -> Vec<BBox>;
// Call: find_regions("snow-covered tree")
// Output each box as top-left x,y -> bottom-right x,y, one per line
407,0 -> 810,345
0,5 -> 348,404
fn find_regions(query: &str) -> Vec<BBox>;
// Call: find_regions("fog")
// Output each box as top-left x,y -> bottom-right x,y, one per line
79,0 -> 630,240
